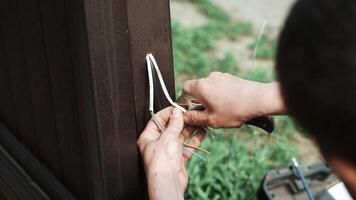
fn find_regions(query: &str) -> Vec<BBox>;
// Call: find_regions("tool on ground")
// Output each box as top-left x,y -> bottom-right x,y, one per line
146,53 -> 209,161
176,91 -> 275,133
292,158 -> 316,200
258,162 -> 349,200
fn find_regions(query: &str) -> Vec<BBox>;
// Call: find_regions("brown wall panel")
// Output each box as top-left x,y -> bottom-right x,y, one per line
0,30 -> 16,137
0,0 -> 174,199
84,0 -> 141,198
37,0 -> 88,198
16,0 -> 63,180
1,0 -> 39,155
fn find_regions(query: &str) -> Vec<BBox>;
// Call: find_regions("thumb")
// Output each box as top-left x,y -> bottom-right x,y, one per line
164,108 -> 184,137
182,80 -> 196,95
183,110 -> 209,126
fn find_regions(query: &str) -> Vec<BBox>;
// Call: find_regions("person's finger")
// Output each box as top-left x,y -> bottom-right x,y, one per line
182,79 -> 198,96
137,130 -> 160,153
183,110 -> 210,126
182,79 -> 207,102
138,107 -> 174,151
182,79 -> 213,110
182,128 -> 206,164
162,108 -> 184,138
179,125 -> 199,140
144,107 -> 173,132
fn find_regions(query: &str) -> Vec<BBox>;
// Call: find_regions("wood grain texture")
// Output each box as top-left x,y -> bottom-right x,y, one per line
0,28 -> 16,135
0,123 -> 75,200
84,0 -> 175,199
1,0 -> 88,198
0,0 -> 175,199
16,0 -> 63,180
0,0 -> 39,155
64,0 -> 105,199
84,0 -> 141,198
37,0 -> 88,197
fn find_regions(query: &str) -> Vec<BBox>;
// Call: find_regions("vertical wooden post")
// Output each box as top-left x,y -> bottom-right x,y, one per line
0,0 -> 175,199
83,0 -> 175,199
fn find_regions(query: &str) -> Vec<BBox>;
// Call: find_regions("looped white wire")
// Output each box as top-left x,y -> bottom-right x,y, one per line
147,53 -> 187,113
146,53 -> 206,161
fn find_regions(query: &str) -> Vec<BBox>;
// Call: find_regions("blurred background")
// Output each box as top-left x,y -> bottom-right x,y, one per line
170,0 -> 322,199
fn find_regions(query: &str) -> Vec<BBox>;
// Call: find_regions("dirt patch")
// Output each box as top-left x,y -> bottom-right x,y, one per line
210,0 -> 295,30
170,1 -> 208,28
213,36 -> 274,69
290,133 -> 323,165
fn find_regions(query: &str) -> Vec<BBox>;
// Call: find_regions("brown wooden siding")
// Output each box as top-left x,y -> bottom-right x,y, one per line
0,0 -> 174,199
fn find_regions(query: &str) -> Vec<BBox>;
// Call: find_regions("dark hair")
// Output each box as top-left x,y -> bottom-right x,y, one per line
276,0 -> 356,164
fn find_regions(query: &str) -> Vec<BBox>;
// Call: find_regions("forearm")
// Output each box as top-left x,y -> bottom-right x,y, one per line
259,82 -> 287,115
182,73 -> 287,128
147,169 -> 184,200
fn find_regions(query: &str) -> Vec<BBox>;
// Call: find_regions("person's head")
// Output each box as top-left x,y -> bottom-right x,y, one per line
276,0 -> 356,195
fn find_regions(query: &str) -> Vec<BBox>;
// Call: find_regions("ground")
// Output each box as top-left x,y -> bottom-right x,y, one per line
170,0 -> 321,165
170,2 -> 324,198
171,0 -> 295,29
170,0 -> 295,69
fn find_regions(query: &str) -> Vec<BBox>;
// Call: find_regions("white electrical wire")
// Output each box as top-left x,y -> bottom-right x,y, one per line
146,53 -> 205,161
147,53 -> 187,113
146,54 -> 155,113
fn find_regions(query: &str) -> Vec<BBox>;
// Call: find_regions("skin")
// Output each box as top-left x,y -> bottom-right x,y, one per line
183,72 -> 286,128
138,71 -> 356,199
328,158 -> 356,198
137,107 -> 205,200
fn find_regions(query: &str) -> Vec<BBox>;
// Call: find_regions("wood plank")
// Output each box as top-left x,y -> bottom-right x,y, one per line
0,144 -> 50,200
37,0 -> 88,198
0,178 -> 23,200
127,0 -> 176,132
0,28 -> 16,134
0,0 -> 175,199
0,123 -> 76,200
15,0 -> 62,178
0,0 -> 39,154
64,0 -> 105,199
126,0 -> 176,198
84,0 -> 139,198
84,0 -> 175,199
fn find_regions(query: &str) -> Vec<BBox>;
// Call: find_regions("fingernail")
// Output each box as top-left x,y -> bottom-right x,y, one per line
172,108 -> 182,117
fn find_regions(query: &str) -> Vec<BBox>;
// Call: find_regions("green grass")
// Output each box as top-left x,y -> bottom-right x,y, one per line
185,130 -> 298,200
171,0 -> 300,199
172,0 -> 253,82
251,34 -> 277,59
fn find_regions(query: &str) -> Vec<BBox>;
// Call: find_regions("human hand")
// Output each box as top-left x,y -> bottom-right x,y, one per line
183,72 -> 285,128
137,107 -> 205,200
